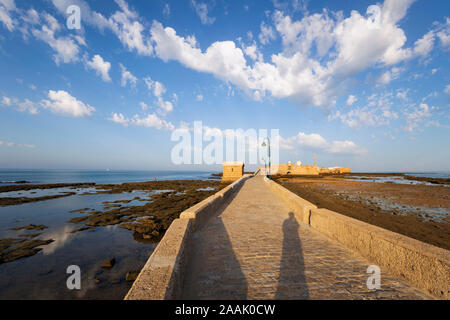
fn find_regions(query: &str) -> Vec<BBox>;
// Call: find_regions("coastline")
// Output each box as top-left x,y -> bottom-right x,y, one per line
0,176 -> 228,299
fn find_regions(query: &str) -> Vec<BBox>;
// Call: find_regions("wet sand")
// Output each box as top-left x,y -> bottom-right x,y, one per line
274,175 -> 450,250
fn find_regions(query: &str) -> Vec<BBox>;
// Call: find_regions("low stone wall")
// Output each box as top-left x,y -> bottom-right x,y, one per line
124,218 -> 192,300
125,175 -> 251,300
180,174 -> 251,231
265,178 -> 317,224
310,208 -> 449,299
268,179 -> 450,299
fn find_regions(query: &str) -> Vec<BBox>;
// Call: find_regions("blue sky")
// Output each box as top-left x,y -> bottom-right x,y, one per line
0,0 -> 449,172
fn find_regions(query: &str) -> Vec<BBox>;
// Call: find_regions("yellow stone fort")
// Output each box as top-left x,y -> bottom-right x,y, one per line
222,158 -> 350,182
222,161 -> 245,182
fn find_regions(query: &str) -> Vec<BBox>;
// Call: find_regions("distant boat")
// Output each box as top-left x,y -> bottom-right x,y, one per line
105,169 -> 111,172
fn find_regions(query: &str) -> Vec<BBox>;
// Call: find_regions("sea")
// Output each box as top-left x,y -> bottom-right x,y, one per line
0,169 -> 216,185
0,169 -> 448,186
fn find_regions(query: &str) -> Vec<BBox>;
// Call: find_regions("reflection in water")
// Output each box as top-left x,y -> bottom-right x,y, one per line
0,190 -> 158,299
41,225 -> 76,255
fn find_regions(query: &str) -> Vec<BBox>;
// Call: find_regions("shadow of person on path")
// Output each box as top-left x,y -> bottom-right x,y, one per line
275,212 -> 309,299
182,216 -> 248,299
181,179 -> 249,300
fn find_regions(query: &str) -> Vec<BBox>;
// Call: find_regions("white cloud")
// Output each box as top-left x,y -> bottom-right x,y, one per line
377,67 -> 401,85
259,21 -> 276,45
52,0 -> 152,55
396,88 -> 409,101
404,103 -> 432,132
413,30 -> 435,57
281,132 -> 367,155
139,102 -> 148,111
196,94 -> 204,102
86,54 -> 112,82
0,140 -> 35,148
149,0 -> 432,110
31,13 -> 80,65
155,97 -> 173,114
436,18 -> 450,49
0,0 -> 16,11
143,76 -> 174,114
327,140 -> 367,155
243,43 -> 263,61
119,63 -> 137,87
108,4 -> 153,55
109,112 -> 174,131
153,81 -> 165,97
445,84 -> 450,95
283,132 -> 328,149
17,99 -> 39,114
191,0 -> 215,25
330,93 -> 398,129
22,8 -> 40,25
163,4 -> 170,17
0,0 -> 16,31
41,90 -> 95,117
51,0 -> 109,30
108,112 -> 129,126
132,113 -> 175,130
1,96 -> 12,106
346,95 -> 357,106
1,95 -> 38,114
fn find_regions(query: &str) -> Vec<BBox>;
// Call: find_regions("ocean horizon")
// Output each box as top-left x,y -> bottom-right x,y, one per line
0,169 -> 220,185
0,169 -> 449,186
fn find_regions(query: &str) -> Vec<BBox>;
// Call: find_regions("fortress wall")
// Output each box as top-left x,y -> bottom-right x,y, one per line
125,175 -> 251,300
270,164 -> 320,175
267,179 -> 449,299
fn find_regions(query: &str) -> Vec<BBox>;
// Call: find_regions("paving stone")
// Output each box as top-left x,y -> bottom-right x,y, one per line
181,176 -> 433,300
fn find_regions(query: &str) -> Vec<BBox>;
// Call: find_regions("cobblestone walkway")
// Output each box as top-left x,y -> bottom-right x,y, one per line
182,176 -> 432,299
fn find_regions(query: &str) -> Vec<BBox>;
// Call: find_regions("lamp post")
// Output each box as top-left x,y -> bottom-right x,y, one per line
261,138 -> 271,179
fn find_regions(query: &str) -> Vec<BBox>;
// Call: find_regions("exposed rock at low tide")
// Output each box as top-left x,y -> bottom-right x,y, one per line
126,271 -> 139,282
101,258 -> 116,269
10,224 -> 47,231
0,238 -> 54,264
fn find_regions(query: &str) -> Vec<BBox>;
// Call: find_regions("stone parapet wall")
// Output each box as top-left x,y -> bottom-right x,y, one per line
268,179 -> 449,299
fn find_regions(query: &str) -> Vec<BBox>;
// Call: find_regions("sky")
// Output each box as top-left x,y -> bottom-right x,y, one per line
0,0 -> 449,172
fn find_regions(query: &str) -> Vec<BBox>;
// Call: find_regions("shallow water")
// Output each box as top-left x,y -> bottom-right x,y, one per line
0,187 -> 100,198
0,190 -> 158,299
0,169 -> 214,185
333,190 -> 449,223
345,176 -> 447,186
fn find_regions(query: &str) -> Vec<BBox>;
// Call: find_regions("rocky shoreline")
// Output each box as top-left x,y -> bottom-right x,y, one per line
274,174 -> 449,250
0,178 -> 229,266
